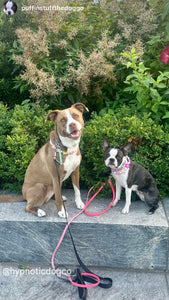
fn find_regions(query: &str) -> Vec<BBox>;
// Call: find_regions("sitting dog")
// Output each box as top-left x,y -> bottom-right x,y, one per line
0,103 -> 88,218
103,138 -> 159,214
3,1 -> 17,15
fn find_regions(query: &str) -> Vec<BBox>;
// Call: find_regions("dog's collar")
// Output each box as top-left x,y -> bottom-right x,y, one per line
111,157 -> 130,175
50,139 -> 67,154
50,139 -> 77,165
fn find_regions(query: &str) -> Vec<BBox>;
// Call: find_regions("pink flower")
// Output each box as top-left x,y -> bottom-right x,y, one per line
159,46 -> 169,65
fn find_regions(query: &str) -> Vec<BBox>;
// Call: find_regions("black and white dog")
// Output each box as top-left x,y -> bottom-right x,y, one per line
103,138 -> 159,214
3,1 -> 17,15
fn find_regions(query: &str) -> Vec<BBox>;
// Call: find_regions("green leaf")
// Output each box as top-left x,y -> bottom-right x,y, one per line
156,83 -> 166,89
151,103 -> 159,113
162,112 -> 169,119
126,62 -> 132,68
13,40 -> 17,49
121,52 -> 131,58
160,101 -> 169,106
150,88 -> 161,101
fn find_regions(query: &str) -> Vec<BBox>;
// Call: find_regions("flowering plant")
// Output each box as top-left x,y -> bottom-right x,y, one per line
121,49 -> 169,124
159,46 -> 169,65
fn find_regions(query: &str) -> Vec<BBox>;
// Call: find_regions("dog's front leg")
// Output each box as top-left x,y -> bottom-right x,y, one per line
122,187 -> 132,214
52,178 -> 67,218
113,181 -> 122,207
71,167 -> 85,209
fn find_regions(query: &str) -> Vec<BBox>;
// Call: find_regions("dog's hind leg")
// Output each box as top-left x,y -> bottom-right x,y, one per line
23,183 -> 49,217
144,192 -> 159,214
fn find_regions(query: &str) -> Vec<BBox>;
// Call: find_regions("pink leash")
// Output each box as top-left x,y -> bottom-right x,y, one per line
51,180 -> 115,289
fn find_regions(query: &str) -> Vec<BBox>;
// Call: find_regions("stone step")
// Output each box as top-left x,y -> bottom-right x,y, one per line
0,262 -> 169,300
0,189 -> 169,272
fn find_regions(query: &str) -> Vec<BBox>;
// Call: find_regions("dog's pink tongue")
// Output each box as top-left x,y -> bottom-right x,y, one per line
70,130 -> 81,139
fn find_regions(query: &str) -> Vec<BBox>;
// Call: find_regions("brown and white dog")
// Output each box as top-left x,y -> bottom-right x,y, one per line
0,103 -> 88,218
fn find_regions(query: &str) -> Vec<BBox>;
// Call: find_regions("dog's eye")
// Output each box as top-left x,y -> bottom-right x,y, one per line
72,113 -> 79,119
61,117 -> 67,123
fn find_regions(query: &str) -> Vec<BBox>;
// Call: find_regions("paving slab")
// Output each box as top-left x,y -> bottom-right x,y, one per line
0,262 -> 169,300
162,198 -> 169,271
0,190 -> 168,271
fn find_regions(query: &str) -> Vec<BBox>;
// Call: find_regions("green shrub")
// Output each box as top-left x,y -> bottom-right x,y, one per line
121,49 -> 169,127
0,103 -> 13,187
80,106 -> 169,197
0,101 -> 53,191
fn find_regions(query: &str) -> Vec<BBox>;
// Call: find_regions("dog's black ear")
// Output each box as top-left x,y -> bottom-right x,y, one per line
121,143 -> 131,155
102,138 -> 110,152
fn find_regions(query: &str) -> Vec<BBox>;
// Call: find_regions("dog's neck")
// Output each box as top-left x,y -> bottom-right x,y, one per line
49,130 -> 79,154
111,156 -> 130,175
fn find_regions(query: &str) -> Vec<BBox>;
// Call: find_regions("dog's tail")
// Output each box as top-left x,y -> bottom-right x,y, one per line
0,195 -> 25,203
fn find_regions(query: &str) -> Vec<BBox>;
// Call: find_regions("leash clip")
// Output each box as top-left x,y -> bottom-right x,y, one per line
53,147 -> 63,165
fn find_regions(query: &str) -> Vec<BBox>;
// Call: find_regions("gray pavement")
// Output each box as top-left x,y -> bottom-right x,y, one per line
0,190 -> 169,299
0,263 -> 169,300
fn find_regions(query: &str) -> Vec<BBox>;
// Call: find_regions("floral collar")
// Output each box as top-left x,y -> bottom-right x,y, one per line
111,157 -> 130,175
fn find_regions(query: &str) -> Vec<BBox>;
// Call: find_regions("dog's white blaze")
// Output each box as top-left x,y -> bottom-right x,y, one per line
63,154 -> 81,181
6,2 -> 12,9
110,148 -> 118,158
66,110 -> 82,134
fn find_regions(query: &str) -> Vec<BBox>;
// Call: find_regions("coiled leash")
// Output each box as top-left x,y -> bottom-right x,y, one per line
52,148 -> 115,299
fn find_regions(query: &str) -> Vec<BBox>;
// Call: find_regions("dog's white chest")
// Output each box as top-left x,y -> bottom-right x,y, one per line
63,153 -> 81,181
112,170 -> 129,188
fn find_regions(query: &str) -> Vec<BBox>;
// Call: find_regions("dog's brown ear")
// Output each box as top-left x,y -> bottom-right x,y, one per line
103,138 -> 110,152
46,110 -> 59,122
121,143 -> 131,155
72,103 -> 89,113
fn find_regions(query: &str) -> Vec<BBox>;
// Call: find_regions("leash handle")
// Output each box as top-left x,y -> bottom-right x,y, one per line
68,273 -> 100,288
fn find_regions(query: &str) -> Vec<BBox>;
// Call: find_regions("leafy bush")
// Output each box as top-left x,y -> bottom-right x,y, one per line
80,106 -> 169,197
121,49 -> 169,126
0,103 -> 13,187
0,101 -> 53,191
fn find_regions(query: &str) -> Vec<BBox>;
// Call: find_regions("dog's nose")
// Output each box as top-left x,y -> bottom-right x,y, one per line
69,122 -> 77,130
8,11 -> 11,15
109,158 -> 115,165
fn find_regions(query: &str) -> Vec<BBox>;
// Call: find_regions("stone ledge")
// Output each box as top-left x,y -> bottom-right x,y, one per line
0,190 -> 168,271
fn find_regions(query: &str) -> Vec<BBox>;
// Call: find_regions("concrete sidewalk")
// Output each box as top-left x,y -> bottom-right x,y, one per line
0,263 -> 169,300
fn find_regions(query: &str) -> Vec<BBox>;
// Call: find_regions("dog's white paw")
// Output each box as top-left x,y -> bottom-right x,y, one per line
58,206 -> 68,218
122,206 -> 129,214
62,195 -> 67,202
37,209 -> 46,217
76,200 -> 85,210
